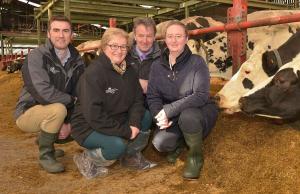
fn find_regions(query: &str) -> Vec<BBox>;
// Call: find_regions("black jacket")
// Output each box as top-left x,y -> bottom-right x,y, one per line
126,41 -> 161,80
15,39 -> 85,120
71,53 -> 145,145
147,45 -> 211,119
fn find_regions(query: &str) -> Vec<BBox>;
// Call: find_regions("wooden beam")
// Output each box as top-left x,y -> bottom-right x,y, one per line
206,0 -> 289,9
62,1 -> 158,14
35,0 -> 58,19
53,7 -> 147,18
94,0 -> 180,8
64,0 -> 70,19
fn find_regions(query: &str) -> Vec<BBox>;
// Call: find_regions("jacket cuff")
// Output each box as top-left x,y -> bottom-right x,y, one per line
163,104 -> 173,118
123,125 -> 132,140
66,96 -> 77,109
129,120 -> 141,131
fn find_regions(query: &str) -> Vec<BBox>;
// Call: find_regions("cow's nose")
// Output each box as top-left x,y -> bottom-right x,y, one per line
239,97 -> 246,107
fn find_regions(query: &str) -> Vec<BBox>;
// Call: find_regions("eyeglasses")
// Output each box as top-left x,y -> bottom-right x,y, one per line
107,44 -> 128,51
166,34 -> 186,41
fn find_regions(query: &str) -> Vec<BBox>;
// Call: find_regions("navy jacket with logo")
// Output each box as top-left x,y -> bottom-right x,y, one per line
15,38 -> 85,120
70,53 -> 145,145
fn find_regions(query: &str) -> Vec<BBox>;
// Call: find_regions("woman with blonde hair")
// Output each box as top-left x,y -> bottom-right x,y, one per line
71,28 -> 155,179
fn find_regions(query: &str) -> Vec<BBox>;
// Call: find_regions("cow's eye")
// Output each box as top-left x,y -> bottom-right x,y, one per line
245,70 -> 251,74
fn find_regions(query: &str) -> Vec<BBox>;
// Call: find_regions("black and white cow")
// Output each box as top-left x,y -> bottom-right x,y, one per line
202,10 -> 300,79
216,22 -> 300,113
6,59 -> 23,73
239,67 -> 300,121
77,16 -> 224,65
262,29 -> 300,77
181,16 -> 223,41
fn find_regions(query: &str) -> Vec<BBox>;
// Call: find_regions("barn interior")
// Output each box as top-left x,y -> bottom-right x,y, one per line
1,1 -> 300,194
0,0 -> 296,47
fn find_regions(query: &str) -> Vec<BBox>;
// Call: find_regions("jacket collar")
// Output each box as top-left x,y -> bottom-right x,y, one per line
98,52 -> 130,73
161,45 -> 192,70
129,41 -> 161,60
43,38 -> 79,62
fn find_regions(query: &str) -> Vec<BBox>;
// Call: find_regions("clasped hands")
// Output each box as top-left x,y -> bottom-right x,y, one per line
155,109 -> 172,130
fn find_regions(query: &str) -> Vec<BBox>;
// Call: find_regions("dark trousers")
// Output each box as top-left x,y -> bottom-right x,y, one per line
82,110 -> 152,160
152,103 -> 218,152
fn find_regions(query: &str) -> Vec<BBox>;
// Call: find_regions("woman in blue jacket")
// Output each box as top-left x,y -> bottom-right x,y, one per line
147,20 -> 218,179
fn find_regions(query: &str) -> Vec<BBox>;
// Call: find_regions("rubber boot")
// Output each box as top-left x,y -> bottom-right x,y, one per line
38,131 -> 64,173
120,130 -> 157,170
182,131 -> 204,180
35,134 -> 64,158
73,149 -> 110,179
166,138 -> 185,164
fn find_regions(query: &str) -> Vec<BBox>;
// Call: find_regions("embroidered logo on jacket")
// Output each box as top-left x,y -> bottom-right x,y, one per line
49,67 -> 60,74
105,87 -> 118,94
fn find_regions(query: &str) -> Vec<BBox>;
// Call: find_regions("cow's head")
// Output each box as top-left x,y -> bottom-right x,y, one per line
239,68 -> 300,120
215,46 -> 269,113
6,60 -> 22,74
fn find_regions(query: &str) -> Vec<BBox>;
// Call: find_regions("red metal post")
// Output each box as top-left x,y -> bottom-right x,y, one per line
1,55 -> 7,70
109,18 -> 117,28
227,0 -> 247,74
188,13 -> 300,35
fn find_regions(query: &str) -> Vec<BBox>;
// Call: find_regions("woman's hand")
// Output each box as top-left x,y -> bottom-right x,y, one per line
155,109 -> 172,129
130,126 -> 140,139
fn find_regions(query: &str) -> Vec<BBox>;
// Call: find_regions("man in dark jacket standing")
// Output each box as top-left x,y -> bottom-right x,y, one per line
126,17 -> 161,96
14,15 -> 85,173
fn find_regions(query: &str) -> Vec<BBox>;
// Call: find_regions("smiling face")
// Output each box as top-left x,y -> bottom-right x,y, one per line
47,21 -> 73,50
134,24 -> 155,53
165,24 -> 188,55
103,35 -> 128,64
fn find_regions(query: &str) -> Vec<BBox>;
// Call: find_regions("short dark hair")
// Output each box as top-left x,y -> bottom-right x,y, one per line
133,17 -> 156,35
48,15 -> 72,32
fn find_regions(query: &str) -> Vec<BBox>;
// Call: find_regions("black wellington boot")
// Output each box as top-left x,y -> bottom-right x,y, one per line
182,131 -> 204,180
38,131 -> 64,173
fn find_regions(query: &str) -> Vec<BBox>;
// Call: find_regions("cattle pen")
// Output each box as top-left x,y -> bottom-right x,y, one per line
1,1 -> 300,194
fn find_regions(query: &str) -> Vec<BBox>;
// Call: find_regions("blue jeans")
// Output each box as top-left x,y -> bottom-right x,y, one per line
82,110 -> 152,160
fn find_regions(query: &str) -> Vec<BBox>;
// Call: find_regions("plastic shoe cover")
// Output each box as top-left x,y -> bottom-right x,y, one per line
73,152 -> 108,179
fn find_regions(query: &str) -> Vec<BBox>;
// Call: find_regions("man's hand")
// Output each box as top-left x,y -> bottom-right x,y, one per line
139,79 -> 148,94
130,126 -> 140,139
58,123 -> 71,139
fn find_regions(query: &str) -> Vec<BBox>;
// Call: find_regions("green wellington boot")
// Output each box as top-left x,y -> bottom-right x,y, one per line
35,134 -> 65,158
182,131 -> 204,180
38,131 -> 65,173
166,139 -> 185,164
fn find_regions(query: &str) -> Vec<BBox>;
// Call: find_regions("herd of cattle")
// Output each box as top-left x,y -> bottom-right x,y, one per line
7,10 -> 300,123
